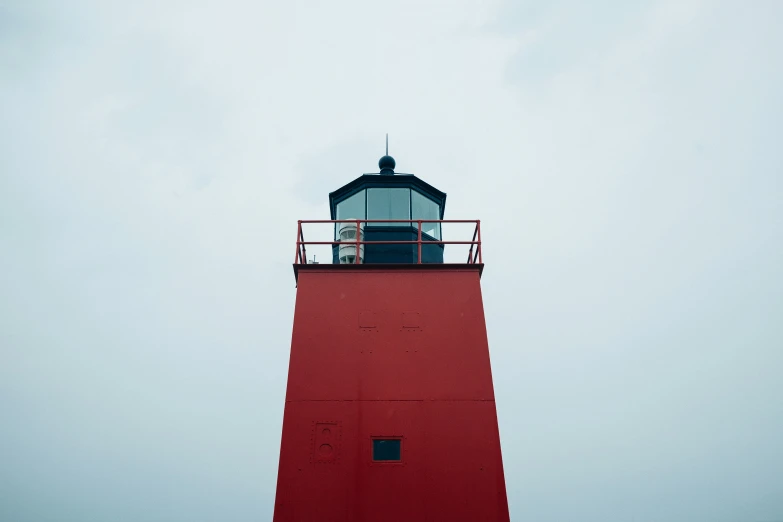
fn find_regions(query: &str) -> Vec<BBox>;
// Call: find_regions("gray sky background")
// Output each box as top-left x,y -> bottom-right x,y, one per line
1,1 -> 782,521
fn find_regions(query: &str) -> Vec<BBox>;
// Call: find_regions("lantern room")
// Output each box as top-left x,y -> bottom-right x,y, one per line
329,154 -> 447,264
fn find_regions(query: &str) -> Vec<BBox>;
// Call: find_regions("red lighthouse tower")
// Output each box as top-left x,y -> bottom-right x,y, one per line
273,152 -> 509,521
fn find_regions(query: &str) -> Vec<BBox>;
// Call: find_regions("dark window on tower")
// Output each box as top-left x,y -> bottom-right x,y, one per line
372,439 -> 401,461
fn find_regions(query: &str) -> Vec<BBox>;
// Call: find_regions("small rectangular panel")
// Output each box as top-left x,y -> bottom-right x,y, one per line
358,310 -> 377,328
312,422 -> 341,464
401,311 -> 421,328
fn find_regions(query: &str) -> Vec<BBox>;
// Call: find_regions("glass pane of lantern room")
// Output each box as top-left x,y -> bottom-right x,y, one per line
367,188 -> 410,226
411,190 -> 441,239
335,190 -> 365,239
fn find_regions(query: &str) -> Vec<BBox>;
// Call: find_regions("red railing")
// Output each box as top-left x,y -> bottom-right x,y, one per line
294,219 -> 482,265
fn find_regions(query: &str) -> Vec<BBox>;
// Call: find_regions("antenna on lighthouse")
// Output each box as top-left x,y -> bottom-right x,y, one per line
379,134 -> 395,175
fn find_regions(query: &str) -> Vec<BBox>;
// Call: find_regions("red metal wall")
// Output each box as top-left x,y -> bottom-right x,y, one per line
274,267 -> 509,522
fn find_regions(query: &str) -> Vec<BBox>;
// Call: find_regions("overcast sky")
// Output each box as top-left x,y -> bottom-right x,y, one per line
1,1 -> 782,521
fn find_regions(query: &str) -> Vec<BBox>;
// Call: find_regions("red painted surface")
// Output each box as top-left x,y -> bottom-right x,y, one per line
273,266 -> 509,521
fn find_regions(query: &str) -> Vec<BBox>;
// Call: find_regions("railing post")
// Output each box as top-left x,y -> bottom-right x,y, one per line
301,225 -> 308,265
295,221 -> 302,264
417,220 -> 422,264
355,219 -> 361,264
467,222 -> 477,264
477,220 -> 482,264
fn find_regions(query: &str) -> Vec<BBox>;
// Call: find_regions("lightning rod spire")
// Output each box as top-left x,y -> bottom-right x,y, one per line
379,133 -> 395,175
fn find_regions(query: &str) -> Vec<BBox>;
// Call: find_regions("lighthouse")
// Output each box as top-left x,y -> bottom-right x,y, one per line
273,151 -> 510,521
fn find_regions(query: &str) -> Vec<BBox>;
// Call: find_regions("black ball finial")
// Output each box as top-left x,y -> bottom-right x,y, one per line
379,155 -> 395,175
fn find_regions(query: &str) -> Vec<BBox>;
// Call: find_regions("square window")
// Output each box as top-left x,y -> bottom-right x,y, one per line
372,438 -> 401,461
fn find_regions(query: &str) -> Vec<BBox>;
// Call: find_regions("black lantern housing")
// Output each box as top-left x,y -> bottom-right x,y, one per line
328,156 -> 446,264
